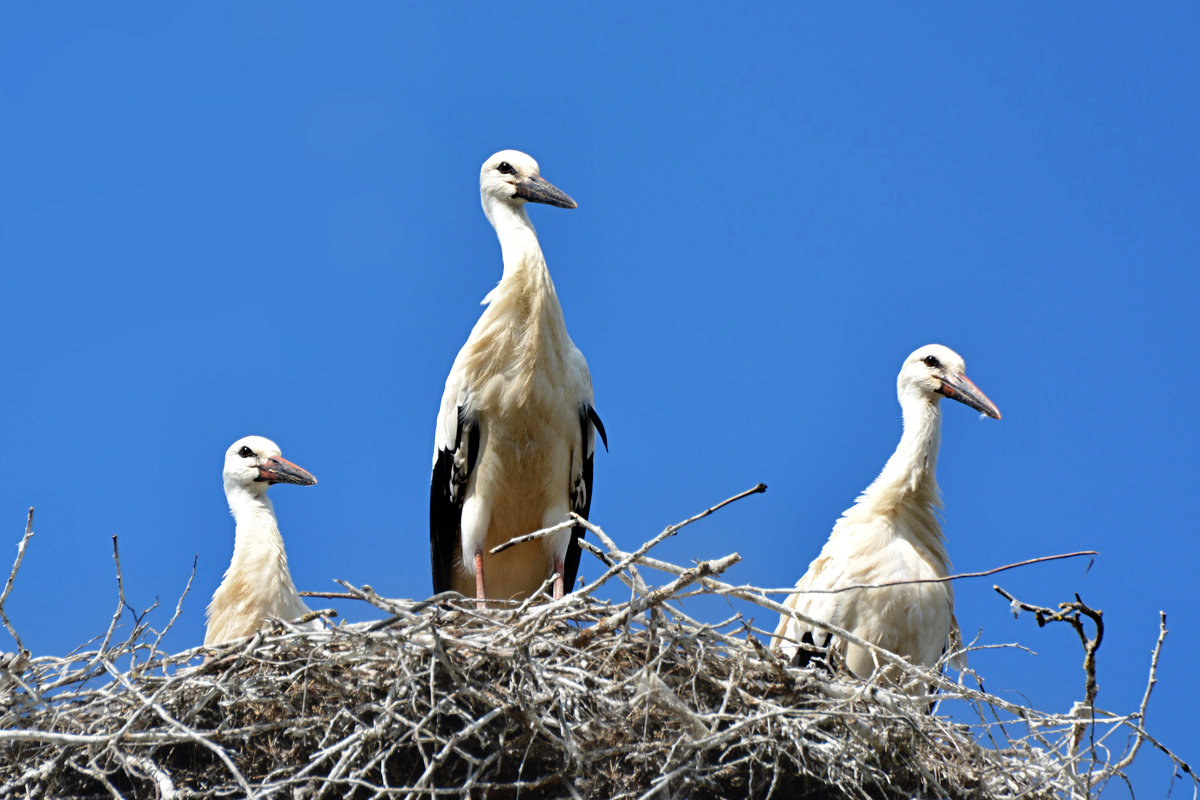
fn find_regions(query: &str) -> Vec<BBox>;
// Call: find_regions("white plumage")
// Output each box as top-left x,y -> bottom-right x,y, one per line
430,150 -> 606,607
772,345 -> 1000,681
205,436 -> 318,646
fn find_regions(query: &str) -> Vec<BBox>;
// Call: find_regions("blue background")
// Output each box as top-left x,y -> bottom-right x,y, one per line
1,5 -> 1196,793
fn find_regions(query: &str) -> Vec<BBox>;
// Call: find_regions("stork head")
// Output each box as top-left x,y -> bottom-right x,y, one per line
898,344 -> 1001,419
479,149 -> 577,212
223,436 -> 318,496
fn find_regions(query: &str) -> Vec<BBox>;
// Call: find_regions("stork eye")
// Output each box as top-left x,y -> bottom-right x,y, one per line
922,355 -> 942,368
497,161 -> 516,175
238,446 -> 255,458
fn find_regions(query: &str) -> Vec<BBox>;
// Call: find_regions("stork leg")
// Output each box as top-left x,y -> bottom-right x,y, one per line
553,556 -> 566,600
474,550 -> 487,610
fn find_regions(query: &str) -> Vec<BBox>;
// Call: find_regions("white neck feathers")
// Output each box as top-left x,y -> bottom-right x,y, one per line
204,484 -> 309,645
483,198 -> 547,281
226,486 -> 284,558
870,396 -> 943,502
464,197 -> 570,405
844,394 -> 948,562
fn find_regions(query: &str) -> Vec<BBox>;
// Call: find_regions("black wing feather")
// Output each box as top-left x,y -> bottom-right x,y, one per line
789,630 -> 834,670
563,404 -> 605,592
429,406 -> 477,593
588,406 -> 608,451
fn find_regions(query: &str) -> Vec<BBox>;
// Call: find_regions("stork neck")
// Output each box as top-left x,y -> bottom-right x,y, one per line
868,396 -> 943,503
471,196 -> 571,396
485,201 -> 550,283
225,484 -> 284,555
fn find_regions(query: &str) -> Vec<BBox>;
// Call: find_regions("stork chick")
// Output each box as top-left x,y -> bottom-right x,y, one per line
431,150 -> 606,608
205,436 -> 318,646
772,345 -> 1000,681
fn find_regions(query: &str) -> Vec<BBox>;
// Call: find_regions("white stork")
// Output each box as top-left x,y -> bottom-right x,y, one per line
772,344 -> 1000,681
205,436 -> 318,646
431,150 -> 606,607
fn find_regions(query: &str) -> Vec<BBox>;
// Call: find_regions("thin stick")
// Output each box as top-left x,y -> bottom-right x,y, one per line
489,519 -> 577,555
1104,611 -> 1169,776
491,482 -> 765,562
665,482 -> 767,534
97,536 -> 130,657
0,509 -> 35,653
761,550 -> 1099,595
152,556 -> 198,655
577,483 -> 768,597
573,553 -> 741,647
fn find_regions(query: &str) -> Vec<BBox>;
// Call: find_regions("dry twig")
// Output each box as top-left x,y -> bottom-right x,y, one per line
0,509 -> 35,655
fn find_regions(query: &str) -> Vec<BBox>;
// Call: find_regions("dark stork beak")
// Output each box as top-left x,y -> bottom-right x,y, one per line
937,372 -> 1002,420
255,456 -> 318,486
513,175 -> 577,209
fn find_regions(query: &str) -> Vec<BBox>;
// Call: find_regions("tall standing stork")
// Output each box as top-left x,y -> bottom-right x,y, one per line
431,150 -> 606,607
772,345 -> 1000,680
205,436 -> 318,646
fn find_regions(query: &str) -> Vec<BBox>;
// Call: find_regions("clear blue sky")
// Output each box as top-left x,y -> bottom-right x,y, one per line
1,4 -> 1196,793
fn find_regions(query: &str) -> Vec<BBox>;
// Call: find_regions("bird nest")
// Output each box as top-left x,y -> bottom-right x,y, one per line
0,494 -> 1190,800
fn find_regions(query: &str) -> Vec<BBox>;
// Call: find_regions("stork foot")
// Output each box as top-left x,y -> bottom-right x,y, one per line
553,557 -> 565,600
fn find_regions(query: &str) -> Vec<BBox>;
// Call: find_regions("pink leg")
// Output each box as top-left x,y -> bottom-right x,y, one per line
553,556 -> 565,600
474,551 -> 487,610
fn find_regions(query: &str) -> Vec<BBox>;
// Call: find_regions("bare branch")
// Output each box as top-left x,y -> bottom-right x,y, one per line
489,482 -> 767,559
573,553 -> 741,647
666,482 -> 767,530
0,508 -> 35,654
300,590 -> 372,600
152,555 -> 198,654
96,535 -> 130,657
1104,610 -> 1170,777
762,550 -> 1099,596
994,585 -> 1103,708
488,518 -> 576,555
575,483 -> 767,599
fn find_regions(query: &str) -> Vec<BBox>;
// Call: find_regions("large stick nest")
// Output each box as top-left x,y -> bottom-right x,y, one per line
0,497 -> 1188,799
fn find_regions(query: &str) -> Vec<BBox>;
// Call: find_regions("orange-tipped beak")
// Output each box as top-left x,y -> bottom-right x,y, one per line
938,372 -> 1001,420
255,456 -> 317,486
